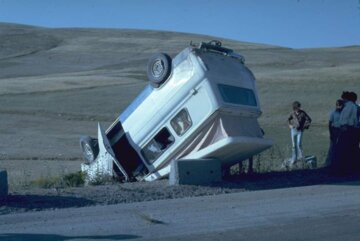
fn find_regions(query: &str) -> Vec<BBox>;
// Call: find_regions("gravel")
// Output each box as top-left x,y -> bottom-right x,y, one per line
2,169 -> 359,215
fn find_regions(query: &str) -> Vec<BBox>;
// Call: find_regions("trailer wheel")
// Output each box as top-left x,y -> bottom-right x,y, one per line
147,53 -> 172,88
80,136 -> 99,164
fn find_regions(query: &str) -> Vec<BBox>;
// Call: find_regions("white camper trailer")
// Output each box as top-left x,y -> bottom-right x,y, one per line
80,40 -> 273,182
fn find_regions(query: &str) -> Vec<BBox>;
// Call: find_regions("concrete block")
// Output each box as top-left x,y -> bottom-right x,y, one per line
169,159 -> 222,186
0,169 -> 8,197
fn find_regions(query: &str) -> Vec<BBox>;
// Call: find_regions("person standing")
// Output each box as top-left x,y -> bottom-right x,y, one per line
334,91 -> 358,175
326,99 -> 344,168
287,101 -> 312,168
348,92 -> 360,171
357,93 -> 360,171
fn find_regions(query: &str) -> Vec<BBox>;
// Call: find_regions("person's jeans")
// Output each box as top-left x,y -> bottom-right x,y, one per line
291,128 -> 303,164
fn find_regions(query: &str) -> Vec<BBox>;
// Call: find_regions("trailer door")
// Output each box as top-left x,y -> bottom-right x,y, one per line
106,120 -> 147,179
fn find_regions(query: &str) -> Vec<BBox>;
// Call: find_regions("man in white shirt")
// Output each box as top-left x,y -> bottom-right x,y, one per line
338,97 -> 358,128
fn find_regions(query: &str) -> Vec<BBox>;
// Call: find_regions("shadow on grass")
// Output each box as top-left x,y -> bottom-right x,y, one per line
0,233 -> 140,241
0,195 -> 95,214
222,168 -> 360,191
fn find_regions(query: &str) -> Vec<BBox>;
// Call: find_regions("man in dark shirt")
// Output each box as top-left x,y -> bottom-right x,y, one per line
326,99 -> 344,167
287,101 -> 312,167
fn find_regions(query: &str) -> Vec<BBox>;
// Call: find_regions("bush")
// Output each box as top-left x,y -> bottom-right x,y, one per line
88,173 -> 114,186
62,171 -> 86,187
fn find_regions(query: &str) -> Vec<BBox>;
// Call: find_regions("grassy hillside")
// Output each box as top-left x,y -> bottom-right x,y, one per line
0,23 -> 359,180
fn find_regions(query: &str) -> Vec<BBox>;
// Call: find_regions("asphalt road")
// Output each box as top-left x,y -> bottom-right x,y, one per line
1,183 -> 360,241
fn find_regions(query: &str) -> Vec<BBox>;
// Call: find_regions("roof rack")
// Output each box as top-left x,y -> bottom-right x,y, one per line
190,40 -> 245,63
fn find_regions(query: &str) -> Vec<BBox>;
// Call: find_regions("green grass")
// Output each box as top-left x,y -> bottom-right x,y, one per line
231,124 -> 329,175
257,125 -> 328,170
249,47 -> 360,172
30,171 -> 86,189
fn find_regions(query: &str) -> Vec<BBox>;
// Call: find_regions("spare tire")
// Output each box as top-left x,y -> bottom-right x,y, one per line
147,53 -> 172,88
80,136 -> 99,164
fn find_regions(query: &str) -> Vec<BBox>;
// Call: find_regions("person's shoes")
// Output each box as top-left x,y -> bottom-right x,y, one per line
289,161 -> 298,170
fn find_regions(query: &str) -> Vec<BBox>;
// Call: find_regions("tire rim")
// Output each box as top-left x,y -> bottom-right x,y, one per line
152,59 -> 164,78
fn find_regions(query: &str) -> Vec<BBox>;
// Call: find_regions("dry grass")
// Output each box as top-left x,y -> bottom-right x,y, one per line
0,24 -> 359,188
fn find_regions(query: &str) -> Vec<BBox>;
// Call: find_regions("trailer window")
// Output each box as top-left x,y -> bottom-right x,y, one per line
141,128 -> 175,164
218,84 -> 257,106
171,109 -> 192,136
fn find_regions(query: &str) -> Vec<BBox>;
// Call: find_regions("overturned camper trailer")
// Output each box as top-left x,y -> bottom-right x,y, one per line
80,40 -> 273,182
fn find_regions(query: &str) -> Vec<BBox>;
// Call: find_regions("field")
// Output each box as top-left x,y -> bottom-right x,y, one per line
0,23 -> 360,192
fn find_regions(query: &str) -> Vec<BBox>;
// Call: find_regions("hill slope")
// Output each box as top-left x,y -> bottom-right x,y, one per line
0,23 -> 359,187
